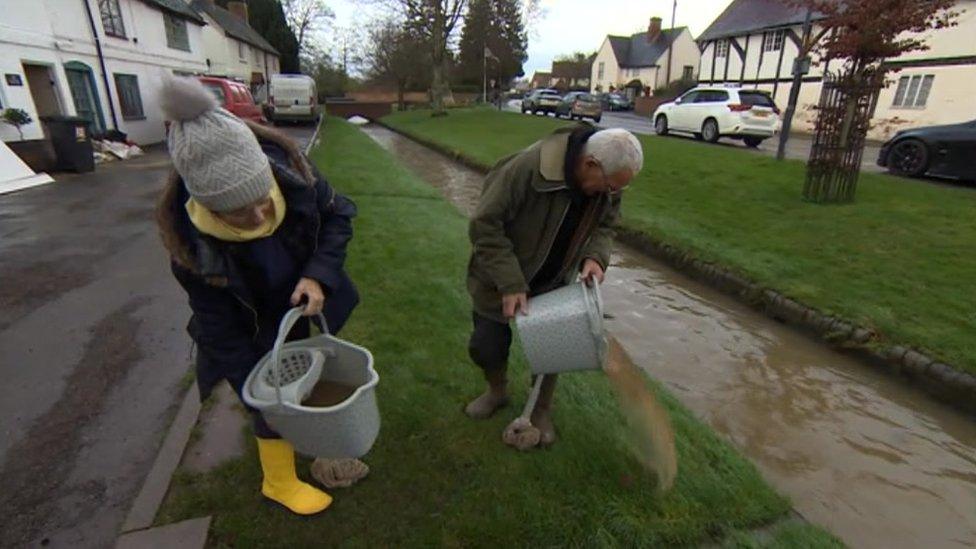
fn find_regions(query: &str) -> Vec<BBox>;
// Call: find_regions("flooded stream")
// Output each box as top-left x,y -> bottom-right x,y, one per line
362,124 -> 976,548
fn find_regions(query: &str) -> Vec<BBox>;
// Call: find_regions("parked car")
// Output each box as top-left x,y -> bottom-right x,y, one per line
268,74 -> 319,125
521,89 -> 562,115
877,120 -> 976,181
601,93 -> 633,111
555,92 -> 603,122
198,76 -> 266,124
653,86 -> 780,147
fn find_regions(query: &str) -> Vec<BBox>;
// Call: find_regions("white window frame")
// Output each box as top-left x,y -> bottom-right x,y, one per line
164,13 -> 190,51
892,74 -> 935,109
238,40 -> 245,60
113,73 -> 144,120
597,62 -> 605,80
715,39 -> 730,58
762,30 -> 785,52
99,0 -> 127,38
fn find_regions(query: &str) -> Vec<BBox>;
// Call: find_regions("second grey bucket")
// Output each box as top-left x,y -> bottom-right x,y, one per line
243,307 -> 380,458
515,280 -> 608,375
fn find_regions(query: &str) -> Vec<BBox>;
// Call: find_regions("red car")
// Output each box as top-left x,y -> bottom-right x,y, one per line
198,76 -> 266,124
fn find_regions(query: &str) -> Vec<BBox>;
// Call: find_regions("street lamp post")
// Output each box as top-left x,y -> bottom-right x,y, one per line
776,8 -> 813,161
666,0 -> 677,84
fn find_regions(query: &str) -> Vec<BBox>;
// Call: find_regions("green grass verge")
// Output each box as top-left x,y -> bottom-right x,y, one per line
155,117 -> 842,546
722,521 -> 846,549
382,108 -> 976,375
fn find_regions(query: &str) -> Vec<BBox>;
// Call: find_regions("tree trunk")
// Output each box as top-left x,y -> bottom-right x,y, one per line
429,5 -> 448,117
430,61 -> 448,116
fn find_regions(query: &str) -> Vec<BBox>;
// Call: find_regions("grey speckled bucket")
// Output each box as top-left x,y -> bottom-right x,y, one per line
515,280 -> 607,375
243,307 -> 380,458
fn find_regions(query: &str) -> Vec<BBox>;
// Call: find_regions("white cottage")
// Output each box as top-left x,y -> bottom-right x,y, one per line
696,0 -> 976,140
590,17 -> 700,97
0,0 -> 208,146
188,0 -> 280,101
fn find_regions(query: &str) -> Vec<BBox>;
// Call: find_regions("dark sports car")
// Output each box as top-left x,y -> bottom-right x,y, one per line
877,120 -> 976,181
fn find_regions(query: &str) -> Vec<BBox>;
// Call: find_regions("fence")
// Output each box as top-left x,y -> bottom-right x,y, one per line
804,70 -> 882,203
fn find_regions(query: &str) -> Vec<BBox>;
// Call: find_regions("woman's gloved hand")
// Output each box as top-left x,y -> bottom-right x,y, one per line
291,277 -> 326,316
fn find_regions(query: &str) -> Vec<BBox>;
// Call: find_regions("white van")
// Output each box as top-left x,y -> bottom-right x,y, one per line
269,74 -> 319,124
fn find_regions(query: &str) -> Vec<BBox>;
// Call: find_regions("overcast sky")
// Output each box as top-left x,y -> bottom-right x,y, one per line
325,0 -> 736,77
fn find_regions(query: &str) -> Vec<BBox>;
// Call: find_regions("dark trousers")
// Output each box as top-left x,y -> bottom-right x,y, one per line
468,312 -> 512,373
227,375 -> 280,439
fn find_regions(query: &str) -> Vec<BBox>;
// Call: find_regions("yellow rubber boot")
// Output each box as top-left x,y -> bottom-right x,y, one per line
256,438 -> 333,515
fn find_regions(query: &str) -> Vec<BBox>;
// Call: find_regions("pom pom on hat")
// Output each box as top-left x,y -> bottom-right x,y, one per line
159,74 -> 219,122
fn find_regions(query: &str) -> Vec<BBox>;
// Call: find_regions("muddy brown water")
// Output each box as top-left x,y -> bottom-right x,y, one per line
362,124 -> 976,548
302,381 -> 358,407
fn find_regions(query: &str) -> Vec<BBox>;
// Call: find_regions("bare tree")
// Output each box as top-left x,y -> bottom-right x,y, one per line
521,0 -> 544,37
366,0 -> 465,116
282,0 -> 335,64
365,19 -> 430,109
330,25 -> 367,77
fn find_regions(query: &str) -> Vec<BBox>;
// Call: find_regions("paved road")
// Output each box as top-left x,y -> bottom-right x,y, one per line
598,111 -> 884,173
0,124 -> 315,548
506,105 -> 884,173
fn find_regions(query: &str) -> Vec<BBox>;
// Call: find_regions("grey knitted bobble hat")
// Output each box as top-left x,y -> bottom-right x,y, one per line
160,75 -> 273,213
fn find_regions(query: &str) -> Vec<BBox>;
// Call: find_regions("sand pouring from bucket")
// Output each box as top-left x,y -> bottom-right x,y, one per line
511,280 -> 677,491
605,337 -> 678,493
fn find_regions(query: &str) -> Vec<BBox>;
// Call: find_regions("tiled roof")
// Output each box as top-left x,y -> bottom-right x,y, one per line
189,0 -> 279,54
552,59 -> 591,79
697,0 -> 824,41
141,0 -> 206,24
606,27 -> 686,68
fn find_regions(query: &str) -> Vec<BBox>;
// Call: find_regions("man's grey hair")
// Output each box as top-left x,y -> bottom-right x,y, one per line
583,128 -> 644,176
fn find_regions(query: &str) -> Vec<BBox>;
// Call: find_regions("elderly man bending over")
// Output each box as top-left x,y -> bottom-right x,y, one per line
464,124 -> 644,447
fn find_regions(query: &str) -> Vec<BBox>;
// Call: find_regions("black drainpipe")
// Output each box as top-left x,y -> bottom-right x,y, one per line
82,0 -> 119,130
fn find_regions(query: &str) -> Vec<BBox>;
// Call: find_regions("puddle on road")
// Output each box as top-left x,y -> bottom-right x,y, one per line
361,124 -> 976,549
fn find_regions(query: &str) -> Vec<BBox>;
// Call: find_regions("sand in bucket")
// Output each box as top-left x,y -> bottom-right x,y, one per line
302,380 -> 358,407
604,336 -> 678,493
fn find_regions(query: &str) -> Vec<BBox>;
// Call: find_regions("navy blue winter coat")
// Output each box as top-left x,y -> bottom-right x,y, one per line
157,123 -> 358,401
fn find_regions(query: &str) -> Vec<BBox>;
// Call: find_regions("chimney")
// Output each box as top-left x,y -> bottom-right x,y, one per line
227,1 -> 249,24
648,16 -> 662,42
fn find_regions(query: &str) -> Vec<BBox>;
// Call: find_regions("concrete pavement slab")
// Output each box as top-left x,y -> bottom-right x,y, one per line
180,381 -> 247,474
116,516 -> 211,549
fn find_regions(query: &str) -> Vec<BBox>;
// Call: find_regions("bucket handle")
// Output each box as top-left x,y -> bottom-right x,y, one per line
582,279 -> 608,366
582,278 -> 604,335
270,307 -> 329,407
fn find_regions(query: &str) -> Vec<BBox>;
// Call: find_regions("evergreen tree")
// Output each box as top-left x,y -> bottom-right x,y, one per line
457,0 -> 527,88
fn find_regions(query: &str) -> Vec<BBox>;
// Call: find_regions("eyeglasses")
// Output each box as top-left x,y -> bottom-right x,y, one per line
595,162 -> 629,197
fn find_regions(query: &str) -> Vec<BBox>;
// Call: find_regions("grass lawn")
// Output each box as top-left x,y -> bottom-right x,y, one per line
382,108 -> 976,375
156,118 -> 842,546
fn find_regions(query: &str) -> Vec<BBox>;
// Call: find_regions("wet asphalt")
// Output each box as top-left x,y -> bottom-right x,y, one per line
0,123 -> 316,548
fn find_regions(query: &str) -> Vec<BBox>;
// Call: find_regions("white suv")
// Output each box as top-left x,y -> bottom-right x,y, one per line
652,86 -> 781,148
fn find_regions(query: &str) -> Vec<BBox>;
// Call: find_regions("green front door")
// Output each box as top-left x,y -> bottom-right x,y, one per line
64,62 -> 105,134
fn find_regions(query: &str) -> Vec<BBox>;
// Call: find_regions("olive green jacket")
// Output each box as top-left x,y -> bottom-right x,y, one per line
467,126 -> 620,321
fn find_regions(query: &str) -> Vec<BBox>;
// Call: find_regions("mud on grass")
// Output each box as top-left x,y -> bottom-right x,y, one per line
156,118 -> 839,546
